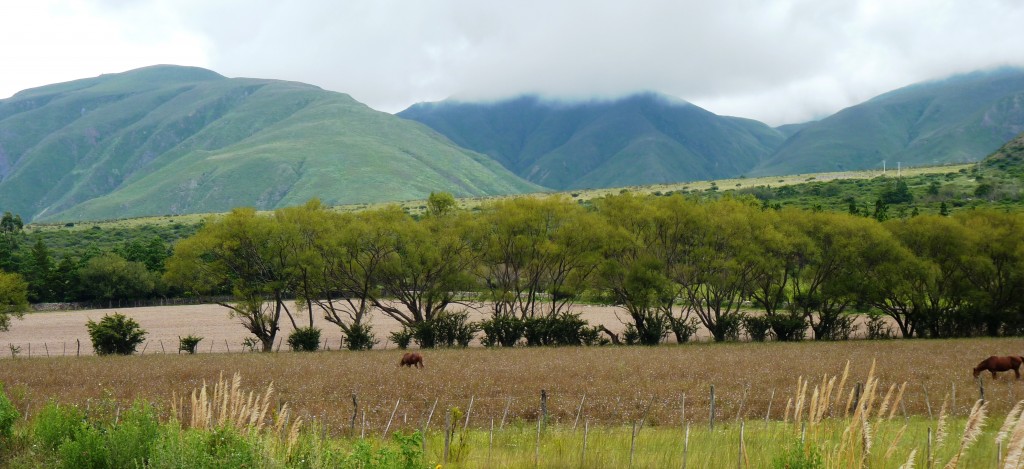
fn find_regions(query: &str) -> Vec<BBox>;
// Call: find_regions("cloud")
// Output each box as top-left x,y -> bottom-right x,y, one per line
4,0 -> 1024,125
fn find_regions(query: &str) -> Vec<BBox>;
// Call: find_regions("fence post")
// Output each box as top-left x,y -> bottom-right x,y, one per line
630,420 -> 638,468
923,385 -> 933,419
422,398 -> 438,453
77,339 -> 80,357
383,398 -> 401,438
501,397 -> 512,429
350,394 -> 358,435
463,395 -> 475,431
709,384 -> 716,431
573,394 -> 586,432
540,389 -> 548,430
444,409 -> 452,464
582,418 -> 590,467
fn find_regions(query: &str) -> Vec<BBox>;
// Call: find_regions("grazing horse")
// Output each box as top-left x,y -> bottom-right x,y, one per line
399,352 -> 424,368
973,355 -> 1024,379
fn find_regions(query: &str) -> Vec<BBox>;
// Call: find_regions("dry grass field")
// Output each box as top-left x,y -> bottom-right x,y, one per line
2,307 -> 1023,439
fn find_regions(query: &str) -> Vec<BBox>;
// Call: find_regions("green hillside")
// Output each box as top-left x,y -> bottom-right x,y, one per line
0,65 -> 540,222
753,67 -> 1024,176
398,93 -> 786,190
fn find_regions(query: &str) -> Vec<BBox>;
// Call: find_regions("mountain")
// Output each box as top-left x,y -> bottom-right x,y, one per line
752,67 -> 1024,176
979,131 -> 1024,178
398,93 -> 786,190
0,65 -> 540,222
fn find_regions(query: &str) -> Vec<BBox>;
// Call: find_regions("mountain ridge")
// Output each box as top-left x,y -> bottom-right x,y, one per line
0,65 -> 540,222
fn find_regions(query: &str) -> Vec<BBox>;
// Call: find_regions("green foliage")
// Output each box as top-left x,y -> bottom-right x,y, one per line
0,383 -> 18,441
339,431 -> 424,469
78,253 -> 157,301
86,313 -> 147,355
288,327 -> 322,352
666,316 -> 700,344
32,403 -> 84,451
342,323 -> 378,351
0,272 -> 28,332
388,328 -> 414,350
522,313 -> 602,346
771,439 -> 824,469
148,426 -> 262,469
478,315 -> 526,347
407,311 -> 478,348
426,191 -> 456,217
742,315 -> 773,342
178,335 -> 203,354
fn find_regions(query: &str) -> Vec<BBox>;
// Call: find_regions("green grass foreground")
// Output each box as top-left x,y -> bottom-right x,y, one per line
0,392 -> 1007,469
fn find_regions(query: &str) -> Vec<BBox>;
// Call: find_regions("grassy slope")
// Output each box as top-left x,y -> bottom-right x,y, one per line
398,93 -> 786,190
0,65 -> 540,222
753,67 -> 1024,176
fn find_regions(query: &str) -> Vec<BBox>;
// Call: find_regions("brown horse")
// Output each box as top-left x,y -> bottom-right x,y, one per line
973,355 -> 1024,379
399,352 -> 424,369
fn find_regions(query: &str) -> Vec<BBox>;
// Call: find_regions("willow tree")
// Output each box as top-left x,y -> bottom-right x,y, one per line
289,204 -> 401,349
955,210 -> 1024,335
165,208 -> 299,352
865,215 -> 974,338
372,209 -> 477,326
784,211 -> 893,340
0,271 -> 28,332
476,196 -> 606,320
673,198 -> 771,342
594,194 -> 692,345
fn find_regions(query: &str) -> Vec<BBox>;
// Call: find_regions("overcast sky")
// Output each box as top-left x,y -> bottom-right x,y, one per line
2,0 -> 1023,125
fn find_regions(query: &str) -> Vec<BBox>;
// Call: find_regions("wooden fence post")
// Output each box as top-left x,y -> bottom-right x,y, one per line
350,394 -> 358,435
709,384 -> 716,431
540,389 -> 548,429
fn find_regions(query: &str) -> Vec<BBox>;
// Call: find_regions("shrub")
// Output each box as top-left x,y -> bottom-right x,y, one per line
409,311 -> 478,348
667,316 -> 700,343
0,383 -> 18,440
178,335 -> 202,354
287,326 -> 321,352
478,316 -> 525,347
866,312 -> 895,340
86,313 -> 147,355
343,323 -> 378,351
743,315 -> 774,342
771,439 -> 823,468
770,314 -> 808,342
812,312 -> 857,341
32,403 -> 84,451
389,328 -> 413,349
524,313 -> 603,346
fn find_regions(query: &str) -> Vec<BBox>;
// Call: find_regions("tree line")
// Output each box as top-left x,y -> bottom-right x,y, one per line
2,192 -> 1022,345
148,192 -> 1024,350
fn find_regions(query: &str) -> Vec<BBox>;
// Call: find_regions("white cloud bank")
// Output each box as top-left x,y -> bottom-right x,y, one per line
2,0 -> 1023,125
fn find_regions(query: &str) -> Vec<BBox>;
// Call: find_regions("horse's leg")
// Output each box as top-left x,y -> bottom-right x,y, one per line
1016,367 -> 1021,379
993,370 -> 999,379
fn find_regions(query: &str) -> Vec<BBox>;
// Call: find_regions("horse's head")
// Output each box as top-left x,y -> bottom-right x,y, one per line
973,366 -> 982,378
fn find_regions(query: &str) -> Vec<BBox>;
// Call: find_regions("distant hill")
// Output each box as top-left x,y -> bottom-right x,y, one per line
753,67 -> 1024,176
399,93 -> 786,190
979,131 -> 1024,178
0,65 -> 540,222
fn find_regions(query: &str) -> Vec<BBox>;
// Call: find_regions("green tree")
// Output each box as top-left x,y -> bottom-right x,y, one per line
0,212 -> 23,272
86,312 -> 147,355
165,208 -> 299,352
0,271 -> 29,332
25,239 -> 55,302
374,211 -> 477,326
955,210 -> 1024,334
476,196 -> 605,320
673,199 -> 768,342
865,216 -> 976,338
595,194 -> 688,345
79,253 -> 156,303
426,191 -> 457,218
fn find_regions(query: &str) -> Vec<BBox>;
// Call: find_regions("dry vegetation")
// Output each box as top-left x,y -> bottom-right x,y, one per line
2,337 -> 1023,439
